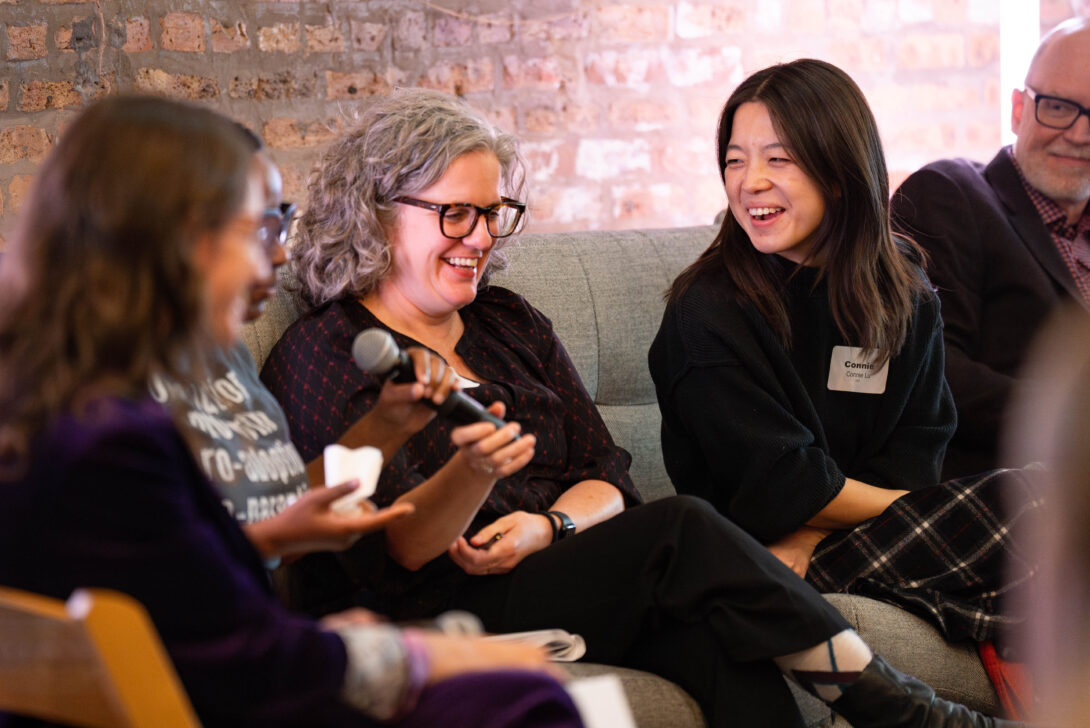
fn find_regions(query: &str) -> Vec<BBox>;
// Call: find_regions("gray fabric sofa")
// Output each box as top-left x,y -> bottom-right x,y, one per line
242,221 -> 1001,727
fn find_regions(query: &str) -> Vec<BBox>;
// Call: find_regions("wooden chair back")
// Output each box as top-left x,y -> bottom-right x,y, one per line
0,586 -> 200,728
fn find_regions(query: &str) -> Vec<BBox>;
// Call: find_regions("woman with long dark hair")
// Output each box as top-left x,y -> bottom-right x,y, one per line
263,87 -> 1018,728
650,59 -> 1041,645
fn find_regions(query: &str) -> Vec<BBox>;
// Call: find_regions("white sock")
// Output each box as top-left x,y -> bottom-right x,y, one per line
772,629 -> 874,703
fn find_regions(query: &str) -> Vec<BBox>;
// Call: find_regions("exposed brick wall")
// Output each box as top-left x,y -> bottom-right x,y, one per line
0,0 -> 1084,249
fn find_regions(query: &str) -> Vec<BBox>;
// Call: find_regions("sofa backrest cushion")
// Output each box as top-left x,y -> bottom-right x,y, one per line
242,223 -> 717,502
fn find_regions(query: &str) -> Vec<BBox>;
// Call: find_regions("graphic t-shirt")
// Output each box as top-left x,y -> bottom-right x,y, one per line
150,342 -> 309,524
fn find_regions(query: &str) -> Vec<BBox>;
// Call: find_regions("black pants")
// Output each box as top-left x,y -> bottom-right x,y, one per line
452,496 -> 850,727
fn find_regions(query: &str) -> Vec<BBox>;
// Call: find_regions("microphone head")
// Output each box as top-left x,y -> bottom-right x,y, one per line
352,328 -> 400,375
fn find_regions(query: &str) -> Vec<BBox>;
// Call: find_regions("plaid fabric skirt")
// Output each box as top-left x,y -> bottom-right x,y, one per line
805,467 -> 1045,643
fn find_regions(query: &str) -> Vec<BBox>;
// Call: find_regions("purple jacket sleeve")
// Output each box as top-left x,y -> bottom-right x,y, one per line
0,401 -> 362,727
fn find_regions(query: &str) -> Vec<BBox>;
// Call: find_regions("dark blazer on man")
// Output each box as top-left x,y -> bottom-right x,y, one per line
890,148 -> 1083,479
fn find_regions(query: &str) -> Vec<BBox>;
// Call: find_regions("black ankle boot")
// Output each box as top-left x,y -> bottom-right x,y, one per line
830,654 -> 1024,728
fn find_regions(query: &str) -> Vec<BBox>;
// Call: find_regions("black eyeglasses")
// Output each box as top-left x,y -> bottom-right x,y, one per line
395,197 -> 526,239
1025,87 -> 1090,131
257,202 -> 296,251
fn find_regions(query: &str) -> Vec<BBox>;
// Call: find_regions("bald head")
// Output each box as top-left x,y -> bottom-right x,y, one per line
1011,17 -> 1090,224
1026,17 -> 1090,86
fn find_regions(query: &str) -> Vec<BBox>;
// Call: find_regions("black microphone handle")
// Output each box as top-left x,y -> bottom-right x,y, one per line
385,349 -> 515,434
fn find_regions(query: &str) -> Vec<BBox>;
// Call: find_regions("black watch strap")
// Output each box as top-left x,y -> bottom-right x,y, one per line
546,510 -> 575,541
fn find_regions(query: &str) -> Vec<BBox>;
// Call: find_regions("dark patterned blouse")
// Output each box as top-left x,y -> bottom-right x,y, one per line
260,285 -> 639,616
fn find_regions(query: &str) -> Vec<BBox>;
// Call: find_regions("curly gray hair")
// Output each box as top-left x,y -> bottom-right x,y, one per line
293,88 -> 526,308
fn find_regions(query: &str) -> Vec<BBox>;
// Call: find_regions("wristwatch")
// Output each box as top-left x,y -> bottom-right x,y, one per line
546,510 -> 576,542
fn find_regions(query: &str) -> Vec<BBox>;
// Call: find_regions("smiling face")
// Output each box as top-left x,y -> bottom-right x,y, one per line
1012,22 -> 1090,223
377,149 -> 501,322
245,150 -> 286,322
194,158 -> 270,347
723,101 -> 827,265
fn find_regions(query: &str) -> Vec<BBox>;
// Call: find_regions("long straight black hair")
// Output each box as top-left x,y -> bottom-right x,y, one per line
668,59 -> 928,358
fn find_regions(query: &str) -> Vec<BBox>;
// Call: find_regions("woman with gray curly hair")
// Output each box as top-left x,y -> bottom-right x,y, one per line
293,88 -> 525,309
262,87 -> 1015,728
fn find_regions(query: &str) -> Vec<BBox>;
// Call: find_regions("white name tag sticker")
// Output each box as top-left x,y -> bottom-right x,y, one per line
827,346 -> 888,394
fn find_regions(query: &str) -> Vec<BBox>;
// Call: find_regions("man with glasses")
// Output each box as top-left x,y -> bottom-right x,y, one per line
890,17 -> 1090,479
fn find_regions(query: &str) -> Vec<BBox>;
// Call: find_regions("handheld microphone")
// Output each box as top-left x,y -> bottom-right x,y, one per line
352,328 -> 516,435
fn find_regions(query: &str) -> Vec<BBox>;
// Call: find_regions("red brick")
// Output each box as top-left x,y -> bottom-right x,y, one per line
349,20 -> 386,51
529,185 -> 602,227
306,22 -> 344,54
257,23 -> 301,53
7,175 -> 35,215
484,105 -> 517,134
897,0 -> 933,23
160,13 -> 205,53
262,117 -> 343,149
933,0 -> 969,24
608,100 -> 677,131
594,5 -> 670,43
325,70 -> 390,100
212,21 -> 248,53
478,17 -> 514,44
969,1 -> 1000,24
7,24 -> 48,60
520,140 -> 563,181
523,107 -> 559,135
18,81 -> 82,112
828,0 -> 865,21
686,95 -> 727,132
829,37 -> 886,71
418,59 -> 494,95
689,179 -> 730,224
664,47 -> 744,87
123,17 -> 152,53
967,32 -> 999,67
434,16 -> 473,46
676,2 -> 746,39
785,0 -> 826,33
963,120 -> 1001,149
523,13 -> 588,42
134,68 -> 219,100
230,71 -> 316,100
562,104 -> 599,132
394,11 -> 427,50
276,162 -> 307,207
748,43 -> 808,74
860,0 -> 897,31
868,83 -> 980,113
502,55 -> 569,89
896,34 -> 965,69
55,24 -> 74,52
886,122 -> 959,155
585,48 -> 659,86
0,81 -> 8,111
575,138 -> 651,180
0,126 -> 51,164
612,182 -> 676,221
662,137 -> 716,178
1041,0 -> 1076,25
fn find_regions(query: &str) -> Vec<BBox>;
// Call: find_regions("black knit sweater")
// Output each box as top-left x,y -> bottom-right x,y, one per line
649,258 -> 956,542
